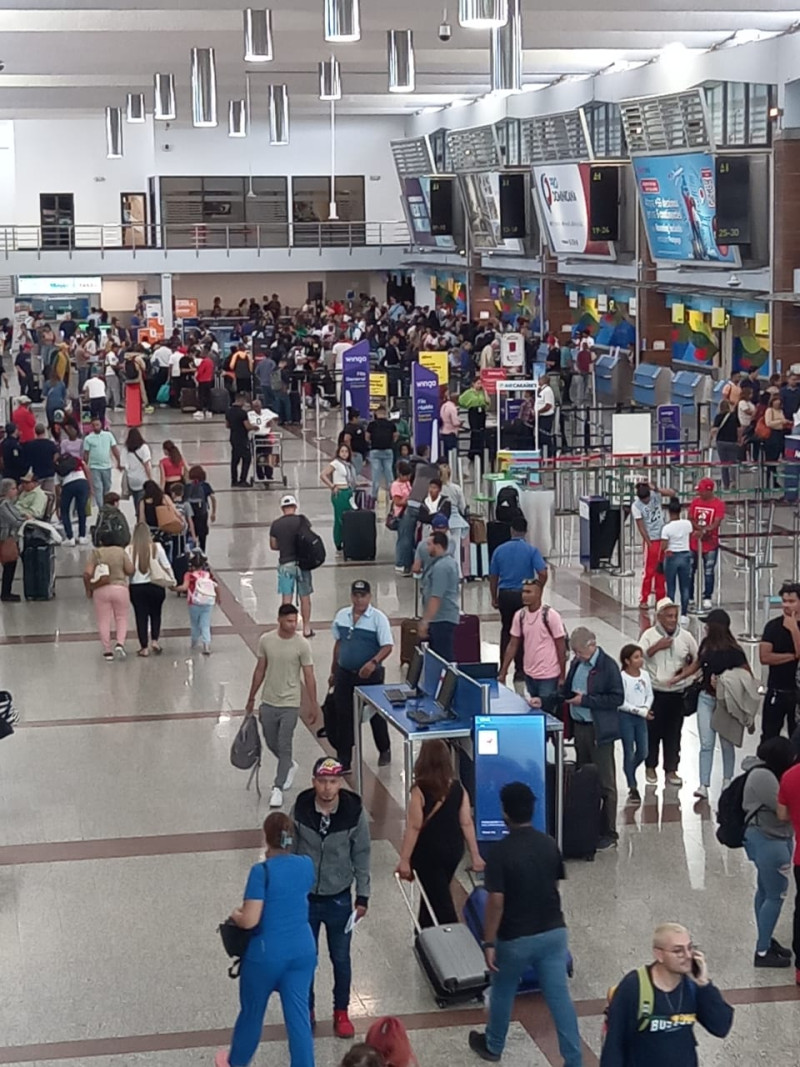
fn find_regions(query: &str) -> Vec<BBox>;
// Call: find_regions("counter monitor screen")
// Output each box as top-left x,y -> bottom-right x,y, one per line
434,667 -> 458,715
407,645 -> 423,691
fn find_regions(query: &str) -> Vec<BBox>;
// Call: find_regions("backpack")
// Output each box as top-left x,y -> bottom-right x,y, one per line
92,506 -> 130,548
54,453 -> 78,478
716,766 -> 760,848
496,485 -> 522,524
603,966 -> 655,1040
192,573 -> 217,606
124,358 -> 140,382
186,480 -> 208,518
296,524 -> 326,571
230,715 -> 262,797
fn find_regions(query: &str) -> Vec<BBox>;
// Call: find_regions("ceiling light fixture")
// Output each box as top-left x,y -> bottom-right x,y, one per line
324,0 -> 360,42
319,55 -> 342,100
191,47 -> 218,127
458,0 -> 507,30
228,99 -> 247,137
388,30 -> 415,93
126,92 -> 146,123
660,41 -> 688,62
490,0 -> 521,93
154,73 -> 176,121
243,9 -> 274,61
269,84 -> 290,144
105,106 -> 123,159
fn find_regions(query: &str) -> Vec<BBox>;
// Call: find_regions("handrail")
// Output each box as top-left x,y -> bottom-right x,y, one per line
0,220 -> 412,258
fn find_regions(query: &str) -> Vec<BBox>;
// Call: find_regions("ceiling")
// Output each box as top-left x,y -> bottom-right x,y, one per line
0,0 -> 797,117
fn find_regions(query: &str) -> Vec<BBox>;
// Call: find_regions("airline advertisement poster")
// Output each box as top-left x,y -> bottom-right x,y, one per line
400,177 -> 456,251
632,153 -> 740,265
532,163 -> 614,259
460,173 -> 524,254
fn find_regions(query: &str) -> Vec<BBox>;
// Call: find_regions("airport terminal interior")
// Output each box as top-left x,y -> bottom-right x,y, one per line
5,2 -> 800,1066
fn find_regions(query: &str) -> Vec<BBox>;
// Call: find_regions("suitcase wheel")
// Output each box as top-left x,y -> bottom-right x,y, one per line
435,998 -> 447,1009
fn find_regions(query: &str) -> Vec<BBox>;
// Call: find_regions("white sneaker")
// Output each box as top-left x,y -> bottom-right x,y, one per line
693,784 -> 708,800
78,536 -> 90,545
269,786 -> 283,808
667,773 -> 683,787
680,615 -> 689,627
722,778 -> 731,790
205,411 -> 213,419
283,760 -> 299,790
702,598 -> 713,610
645,768 -> 657,785
61,537 -> 75,547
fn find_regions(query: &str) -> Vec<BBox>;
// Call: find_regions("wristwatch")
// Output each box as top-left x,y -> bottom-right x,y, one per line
481,941 -> 495,949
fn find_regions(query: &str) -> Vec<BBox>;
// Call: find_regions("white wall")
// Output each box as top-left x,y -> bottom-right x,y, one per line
172,270 -> 387,309
101,278 -> 142,311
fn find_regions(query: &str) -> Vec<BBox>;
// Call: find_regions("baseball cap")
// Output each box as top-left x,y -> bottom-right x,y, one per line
655,597 -> 677,613
351,579 -> 371,594
699,607 -> 730,627
430,512 -> 450,529
313,756 -> 345,778
280,493 -> 298,508
19,468 -> 35,482
696,477 -> 715,491
17,396 -> 31,405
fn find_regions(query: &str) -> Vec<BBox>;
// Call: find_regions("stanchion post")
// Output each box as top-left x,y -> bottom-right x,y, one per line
693,544 -> 704,610
313,393 -> 323,442
739,555 -> 761,643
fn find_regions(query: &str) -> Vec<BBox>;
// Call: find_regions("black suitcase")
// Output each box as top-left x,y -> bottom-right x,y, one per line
341,509 -> 376,561
180,387 -> 198,413
487,520 -> 510,561
23,538 -> 56,600
562,763 -> 602,861
210,387 -> 230,415
288,391 -> 302,424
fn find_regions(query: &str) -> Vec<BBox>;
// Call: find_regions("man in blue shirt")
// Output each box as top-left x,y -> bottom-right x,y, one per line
419,532 -> 461,662
489,515 -> 548,676
328,580 -> 393,774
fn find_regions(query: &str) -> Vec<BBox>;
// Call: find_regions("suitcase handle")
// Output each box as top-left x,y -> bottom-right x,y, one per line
394,871 -> 441,932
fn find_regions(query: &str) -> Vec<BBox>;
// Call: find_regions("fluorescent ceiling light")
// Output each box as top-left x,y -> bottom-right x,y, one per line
660,41 -> 688,62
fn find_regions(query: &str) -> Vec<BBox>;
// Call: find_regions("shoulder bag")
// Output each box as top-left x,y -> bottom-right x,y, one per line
90,550 -> 111,588
0,536 -> 19,564
218,861 -> 269,979
148,545 -> 176,589
155,502 -> 184,536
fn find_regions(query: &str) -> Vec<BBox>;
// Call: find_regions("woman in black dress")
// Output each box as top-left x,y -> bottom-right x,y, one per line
395,739 -> 484,928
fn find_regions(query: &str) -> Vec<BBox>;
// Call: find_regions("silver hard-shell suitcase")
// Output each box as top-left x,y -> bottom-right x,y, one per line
395,872 -> 489,1007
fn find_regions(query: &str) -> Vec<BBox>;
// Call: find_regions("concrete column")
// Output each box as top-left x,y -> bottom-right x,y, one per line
771,131 -> 800,372
161,272 -> 174,333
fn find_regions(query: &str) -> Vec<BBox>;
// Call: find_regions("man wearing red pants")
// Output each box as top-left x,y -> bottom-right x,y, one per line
631,481 -> 677,609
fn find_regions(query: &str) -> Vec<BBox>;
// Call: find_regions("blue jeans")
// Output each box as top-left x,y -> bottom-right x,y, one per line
395,504 -> 418,569
188,602 -> 213,646
89,467 -> 112,509
308,890 -> 353,1011
486,927 -> 581,1066
696,691 -> 735,787
369,448 -> 394,497
60,477 -> 90,539
618,712 -> 649,789
525,676 -> 560,715
440,432 -> 458,458
690,547 -> 719,600
229,951 -> 316,1067
744,826 -> 793,953
429,620 -> 456,663
664,551 -> 692,615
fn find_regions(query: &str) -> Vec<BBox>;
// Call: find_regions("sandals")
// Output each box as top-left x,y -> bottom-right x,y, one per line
137,648 -> 150,657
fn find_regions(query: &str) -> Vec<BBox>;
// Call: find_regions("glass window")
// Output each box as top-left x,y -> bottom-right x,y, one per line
506,118 -> 520,166
247,177 -> 289,246
748,83 -> 771,145
725,82 -> 747,145
705,84 -> 724,147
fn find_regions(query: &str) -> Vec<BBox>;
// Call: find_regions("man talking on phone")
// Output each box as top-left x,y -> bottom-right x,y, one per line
601,922 -> 733,1067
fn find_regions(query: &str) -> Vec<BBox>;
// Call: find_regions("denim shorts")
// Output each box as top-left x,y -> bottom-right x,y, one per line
277,562 -> 313,598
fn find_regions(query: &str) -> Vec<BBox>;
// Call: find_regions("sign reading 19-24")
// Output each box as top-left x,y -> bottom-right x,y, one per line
632,152 -> 739,266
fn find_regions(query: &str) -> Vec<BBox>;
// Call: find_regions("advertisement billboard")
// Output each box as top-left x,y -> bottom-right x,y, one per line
400,177 -> 456,250
632,152 -> 740,265
460,173 -> 524,254
412,362 -> 440,458
342,340 -> 371,421
532,163 -> 614,259
474,715 -> 548,837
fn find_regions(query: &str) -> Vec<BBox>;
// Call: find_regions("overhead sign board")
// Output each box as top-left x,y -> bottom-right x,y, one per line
532,163 -> 615,259
18,276 -> 102,295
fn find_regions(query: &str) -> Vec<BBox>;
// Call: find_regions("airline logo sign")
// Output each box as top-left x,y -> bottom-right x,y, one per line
532,163 -> 613,258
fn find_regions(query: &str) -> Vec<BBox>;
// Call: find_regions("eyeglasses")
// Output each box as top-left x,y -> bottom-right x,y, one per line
656,943 -> 694,956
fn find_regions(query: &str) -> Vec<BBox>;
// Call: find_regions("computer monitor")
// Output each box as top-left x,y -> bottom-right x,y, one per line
434,666 -> 458,714
407,645 -> 423,691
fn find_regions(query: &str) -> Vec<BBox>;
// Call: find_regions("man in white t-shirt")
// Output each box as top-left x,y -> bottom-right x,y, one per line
333,339 -> 351,373
660,499 -> 694,622
535,373 -> 556,457
82,372 -> 107,424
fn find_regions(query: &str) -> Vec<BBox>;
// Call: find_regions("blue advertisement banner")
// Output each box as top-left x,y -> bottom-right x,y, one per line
657,404 -> 681,455
342,340 -> 370,422
412,362 -> 440,460
474,715 -> 547,837
633,153 -> 739,265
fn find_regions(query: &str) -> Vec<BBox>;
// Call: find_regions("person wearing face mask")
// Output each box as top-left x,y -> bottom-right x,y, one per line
631,481 -> 677,610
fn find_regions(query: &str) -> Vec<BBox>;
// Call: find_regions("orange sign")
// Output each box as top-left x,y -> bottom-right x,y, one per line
175,298 -> 198,319
147,317 -> 166,340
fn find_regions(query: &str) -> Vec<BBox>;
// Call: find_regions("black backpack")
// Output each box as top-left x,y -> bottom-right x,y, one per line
716,767 -> 759,848
295,524 -> 326,571
124,358 -> 140,382
186,480 -> 208,518
92,506 -> 130,548
496,485 -> 522,524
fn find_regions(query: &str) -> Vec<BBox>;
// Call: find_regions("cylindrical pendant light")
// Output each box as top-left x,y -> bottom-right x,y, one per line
269,84 -> 290,144
319,56 -> 342,100
243,8 -> 273,61
459,0 -> 507,29
387,30 -> 415,93
191,47 -> 217,127
490,0 -> 521,93
126,92 -> 146,123
105,107 -> 123,159
228,99 -> 247,137
324,0 -> 360,42
154,73 -> 176,121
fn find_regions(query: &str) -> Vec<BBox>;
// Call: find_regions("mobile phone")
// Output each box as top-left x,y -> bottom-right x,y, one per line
691,951 -> 701,978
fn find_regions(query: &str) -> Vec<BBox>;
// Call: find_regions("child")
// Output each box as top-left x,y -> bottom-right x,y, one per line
186,464 -> 216,552
167,481 -> 196,544
177,549 -> 218,655
618,643 -> 654,804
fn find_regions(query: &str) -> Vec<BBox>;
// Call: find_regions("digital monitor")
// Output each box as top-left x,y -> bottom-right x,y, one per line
434,666 -> 458,714
473,715 -> 547,837
407,645 -> 423,691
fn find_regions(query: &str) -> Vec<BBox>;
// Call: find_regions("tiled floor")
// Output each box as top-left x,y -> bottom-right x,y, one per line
1,405 -> 799,1067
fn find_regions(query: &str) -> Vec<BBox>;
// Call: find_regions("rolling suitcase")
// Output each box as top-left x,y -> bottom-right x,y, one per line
400,581 -> 422,665
487,520 -> 510,561
288,390 -> 302,424
463,884 -> 573,994
562,763 -> 602,861
180,387 -> 198,413
396,873 -> 488,1008
341,508 -> 376,561
210,387 -> 230,415
453,613 -> 480,663
22,529 -> 56,601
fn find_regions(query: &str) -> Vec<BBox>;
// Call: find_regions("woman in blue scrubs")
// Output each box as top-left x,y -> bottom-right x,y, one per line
216,812 -> 317,1067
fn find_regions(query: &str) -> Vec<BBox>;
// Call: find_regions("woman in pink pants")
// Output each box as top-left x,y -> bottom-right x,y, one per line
83,539 -> 134,660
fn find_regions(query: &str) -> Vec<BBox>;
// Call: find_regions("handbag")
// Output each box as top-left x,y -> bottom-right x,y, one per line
91,561 -> 111,587
155,503 -> 183,536
148,547 -> 176,589
385,509 -> 400,532
0,536 -> 19,564
683,679 -> 702,717
218,861 -> 269,978
120,470 -> 131,500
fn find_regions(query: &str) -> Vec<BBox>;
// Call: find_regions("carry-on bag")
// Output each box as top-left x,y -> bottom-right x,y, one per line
210,387 -> 230,414
180,387 -> 198,413
22,526 -> 56,601
395,873 -> 488,1008
453,613 -> 481,663
342,508 -> 376,561
400,580 -> 422,665
561,763 -> 602,861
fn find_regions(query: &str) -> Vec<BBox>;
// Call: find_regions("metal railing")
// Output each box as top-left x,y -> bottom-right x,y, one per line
0,220 -> 412,259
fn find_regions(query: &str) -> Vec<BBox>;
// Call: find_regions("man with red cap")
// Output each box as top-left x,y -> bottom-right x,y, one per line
688,477 -> 725,610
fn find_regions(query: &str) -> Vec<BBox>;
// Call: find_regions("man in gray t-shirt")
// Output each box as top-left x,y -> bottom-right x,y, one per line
631,481 -> 676,608
419,531 -> 460,662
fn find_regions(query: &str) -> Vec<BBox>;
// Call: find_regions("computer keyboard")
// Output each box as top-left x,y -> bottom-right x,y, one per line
384,687 -> 413,704
407,708 -> 449,726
